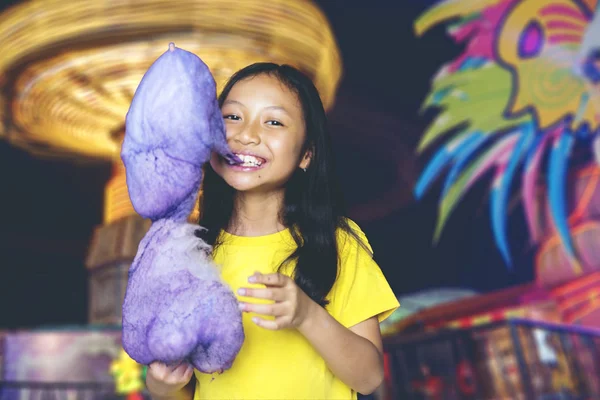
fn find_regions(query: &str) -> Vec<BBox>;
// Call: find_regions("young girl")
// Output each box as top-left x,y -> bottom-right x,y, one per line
145,63 -> 399,399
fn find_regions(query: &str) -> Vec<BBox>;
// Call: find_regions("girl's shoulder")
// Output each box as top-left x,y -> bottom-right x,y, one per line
329,218 -> 399,327
336,218 -> 373,256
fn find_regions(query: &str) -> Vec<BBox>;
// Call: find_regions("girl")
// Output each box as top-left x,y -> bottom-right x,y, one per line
145,63 -> 399,400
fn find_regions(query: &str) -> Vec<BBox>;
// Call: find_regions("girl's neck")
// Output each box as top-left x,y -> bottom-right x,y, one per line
228,190 -> 286,237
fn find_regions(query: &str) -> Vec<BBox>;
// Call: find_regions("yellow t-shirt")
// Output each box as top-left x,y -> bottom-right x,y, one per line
194,220 -> 399,399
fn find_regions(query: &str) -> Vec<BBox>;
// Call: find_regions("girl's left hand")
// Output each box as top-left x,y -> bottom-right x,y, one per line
237,272 -> 316,330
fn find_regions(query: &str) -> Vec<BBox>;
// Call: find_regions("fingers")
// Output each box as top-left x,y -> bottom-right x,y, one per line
238,287 -> 287,301
238,272 -> 299,331
248,272 -> 288,287
238,300 -> 287,316
180,364 -> 194,382
172,363 -> 193,382
148,361 -> 193,384
148,362 -> 169,380
238,273 -> 291,300
251,316 -> 290,330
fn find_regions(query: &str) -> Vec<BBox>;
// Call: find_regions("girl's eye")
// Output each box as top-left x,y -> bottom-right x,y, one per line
224,114 -> 240,121
266,120 -> 284,126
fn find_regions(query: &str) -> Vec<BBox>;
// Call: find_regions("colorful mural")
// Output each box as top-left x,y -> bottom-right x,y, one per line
414,0 -> 600,270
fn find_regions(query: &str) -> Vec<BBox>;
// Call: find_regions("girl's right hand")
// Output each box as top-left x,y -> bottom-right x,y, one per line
146,361 -> 194,398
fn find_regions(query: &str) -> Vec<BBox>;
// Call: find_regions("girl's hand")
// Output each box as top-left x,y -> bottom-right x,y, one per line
146,361 -> 194,398
237,272 -> 317,330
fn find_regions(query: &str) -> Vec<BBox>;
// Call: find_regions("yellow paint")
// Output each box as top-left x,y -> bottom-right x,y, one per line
415,0 -> 503,36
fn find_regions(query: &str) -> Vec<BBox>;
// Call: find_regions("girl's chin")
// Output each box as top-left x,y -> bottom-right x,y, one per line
225,178 -> 285,196
221,176 -> 264,192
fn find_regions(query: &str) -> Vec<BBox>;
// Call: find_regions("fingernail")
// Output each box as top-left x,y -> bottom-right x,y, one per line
238,288 -> 246,295
238,302 -> 246,310
252,317 -> 259,324
248,276 -> 256,283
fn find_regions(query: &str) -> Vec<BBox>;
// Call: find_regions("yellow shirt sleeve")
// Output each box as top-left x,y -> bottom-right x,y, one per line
328,220 -> 400,328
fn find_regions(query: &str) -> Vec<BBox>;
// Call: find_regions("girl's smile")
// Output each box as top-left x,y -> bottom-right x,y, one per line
224,152 -> 268,171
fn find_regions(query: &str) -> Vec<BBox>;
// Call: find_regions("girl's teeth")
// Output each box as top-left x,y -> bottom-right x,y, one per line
235,154 -> 263,167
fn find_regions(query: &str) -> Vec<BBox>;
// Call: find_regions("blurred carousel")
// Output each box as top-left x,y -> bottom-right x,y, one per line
0,0 -> 342,396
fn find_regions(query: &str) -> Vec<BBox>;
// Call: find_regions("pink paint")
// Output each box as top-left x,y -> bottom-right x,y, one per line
522,129 -> 558,243
466,135 -> 519,188
549,33 -> 584,44
547,20 -> 586,32
492,164 -> 507,188
495,148 -> 513,165
521,21 -> 543,56
446,0 -> 518,73
451,22 -> 478,42
541,4 -> 588,23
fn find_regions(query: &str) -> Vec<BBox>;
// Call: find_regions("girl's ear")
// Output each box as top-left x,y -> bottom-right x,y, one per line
299,147 -> 313,170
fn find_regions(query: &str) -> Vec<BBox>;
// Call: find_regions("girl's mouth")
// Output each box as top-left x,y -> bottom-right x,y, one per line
226,153 -> 267,170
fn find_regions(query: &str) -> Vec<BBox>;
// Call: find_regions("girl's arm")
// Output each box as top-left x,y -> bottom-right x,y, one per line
299,303 -> 385,394
239,273 -> 385,395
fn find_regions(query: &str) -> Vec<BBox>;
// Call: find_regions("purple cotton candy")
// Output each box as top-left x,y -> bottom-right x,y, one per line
122,42 -> 238,221
120,43 -> 244,373
122,221 -> 244,373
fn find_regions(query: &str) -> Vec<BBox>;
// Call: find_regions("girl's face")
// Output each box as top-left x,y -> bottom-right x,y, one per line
210,74 -> 311,194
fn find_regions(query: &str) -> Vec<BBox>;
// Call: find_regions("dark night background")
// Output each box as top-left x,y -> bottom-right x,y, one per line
0,0 -> 535,329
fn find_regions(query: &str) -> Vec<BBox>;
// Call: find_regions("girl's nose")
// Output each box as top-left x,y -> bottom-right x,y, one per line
233,123 -> 261,145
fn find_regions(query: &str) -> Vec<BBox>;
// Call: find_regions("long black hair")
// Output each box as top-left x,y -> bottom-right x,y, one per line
198,63 -> 364,307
